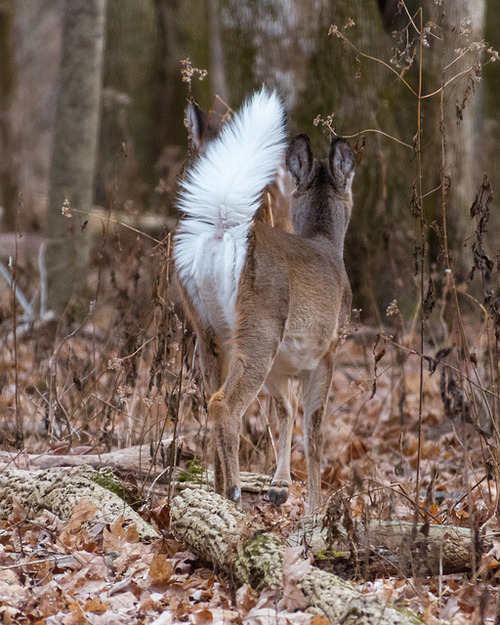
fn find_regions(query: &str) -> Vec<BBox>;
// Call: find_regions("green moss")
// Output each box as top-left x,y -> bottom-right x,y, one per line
244,531 -> 281,556
177,458 -> 205,483
314,549 -> 350,560
91,468 -> 125,500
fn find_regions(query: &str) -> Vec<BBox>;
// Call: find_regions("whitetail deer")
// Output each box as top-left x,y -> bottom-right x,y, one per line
174,89 -> 355,510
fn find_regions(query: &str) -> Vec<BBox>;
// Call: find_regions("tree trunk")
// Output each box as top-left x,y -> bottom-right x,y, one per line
171,488 -> 422,625
429,0 -> 486,274
154,0 -> 186,149
45,0 -> 107,314
483,0 -> 500,242
207,0 -> 228,105
0,0 -> 19,232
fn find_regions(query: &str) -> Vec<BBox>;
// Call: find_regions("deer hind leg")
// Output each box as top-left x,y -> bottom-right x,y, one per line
265,376 -> 296,506
196,332 -> 226,399
195,334 -> 227,494
209,333 -> 282,503
302,353 -> 334,512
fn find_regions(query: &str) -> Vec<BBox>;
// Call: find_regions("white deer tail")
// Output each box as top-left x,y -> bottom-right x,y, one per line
174,88 -> 287,333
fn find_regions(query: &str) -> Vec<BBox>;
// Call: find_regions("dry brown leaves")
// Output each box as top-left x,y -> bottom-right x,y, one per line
0,493 -> 331,624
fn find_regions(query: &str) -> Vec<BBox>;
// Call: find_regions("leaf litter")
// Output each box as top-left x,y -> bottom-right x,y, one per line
1,235 -> 500,623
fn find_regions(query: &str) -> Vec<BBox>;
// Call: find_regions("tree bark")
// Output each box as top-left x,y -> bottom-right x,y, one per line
0,440 -> 176,476
6,443 -> 484,578
0,443 -> 270,493
45,0 -> 107,313
207,0 -> 228,105
171,488 -> 422,625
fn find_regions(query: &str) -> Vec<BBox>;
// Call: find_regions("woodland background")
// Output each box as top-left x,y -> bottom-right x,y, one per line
1,1 -> 500,624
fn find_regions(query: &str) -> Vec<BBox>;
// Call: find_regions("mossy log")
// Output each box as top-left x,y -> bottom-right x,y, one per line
172,470 -> 499,576
290,518 -> 498,577
0,445 -> 269,493
0,465 -> 159,541
170,488 -> 422,625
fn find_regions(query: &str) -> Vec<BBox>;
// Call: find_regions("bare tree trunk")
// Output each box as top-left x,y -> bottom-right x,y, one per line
45,0 -> 107,313
207,0 -> 228,105
437,0 -> 486,273
0,0 -> 19,232
155,0 -> 184,149
483,0 -> 500,241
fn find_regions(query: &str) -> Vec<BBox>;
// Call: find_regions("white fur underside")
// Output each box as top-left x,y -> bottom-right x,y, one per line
174,89 -> 287,336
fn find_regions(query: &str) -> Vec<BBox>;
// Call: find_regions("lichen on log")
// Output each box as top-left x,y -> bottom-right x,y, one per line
0,465 -> 159,541
290,517 -> 496,576
170,488 -> 422,625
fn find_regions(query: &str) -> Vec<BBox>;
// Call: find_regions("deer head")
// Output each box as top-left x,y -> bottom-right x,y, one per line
286,134 -> 355,248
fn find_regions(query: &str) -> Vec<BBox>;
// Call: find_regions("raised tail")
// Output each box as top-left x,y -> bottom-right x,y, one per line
174,89 -> 287,334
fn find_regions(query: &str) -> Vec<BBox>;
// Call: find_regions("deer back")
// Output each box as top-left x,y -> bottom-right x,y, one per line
234,135 -> 355,375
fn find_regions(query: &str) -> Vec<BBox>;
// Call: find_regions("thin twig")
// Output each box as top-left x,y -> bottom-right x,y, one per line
69,208 -> 162,244
335,128 -> 413,150
329,27 -> 418,96
414,7 -> 425,533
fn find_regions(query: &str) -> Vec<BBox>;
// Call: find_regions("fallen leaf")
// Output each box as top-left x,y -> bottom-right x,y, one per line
150,612 -> 173,625
279,547 -> 310,611
65,499 -> 98,529
83,598 -> 108,614
103,517 -> 140,550
192,608 -> 213,624
149,554 -> 173,583
236,584 -> 259,613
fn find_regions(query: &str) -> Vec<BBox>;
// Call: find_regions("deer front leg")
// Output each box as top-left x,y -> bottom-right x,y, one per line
265,376 -> 296,506
302,354 -> 334,512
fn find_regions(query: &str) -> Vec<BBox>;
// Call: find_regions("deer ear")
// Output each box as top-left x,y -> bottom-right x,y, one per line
286,134 -> 314,188
328,138 -> 355,192
186,101 -> 206,149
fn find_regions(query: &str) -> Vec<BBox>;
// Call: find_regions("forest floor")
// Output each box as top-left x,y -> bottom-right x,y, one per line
0,240 -> 499,624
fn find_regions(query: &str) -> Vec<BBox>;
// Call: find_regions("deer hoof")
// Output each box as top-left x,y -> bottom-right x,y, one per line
227,485 -> 241,503
268,481 -> 289,506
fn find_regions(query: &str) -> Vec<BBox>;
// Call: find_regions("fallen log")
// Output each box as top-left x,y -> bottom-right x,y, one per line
0,465 -> 159,541
0,444 -> 269,493
0,439 -> 177,476
290,518 -> 498,576
2,452 -> 492,578
170,488 -> 422,625
172,471 -> 499,576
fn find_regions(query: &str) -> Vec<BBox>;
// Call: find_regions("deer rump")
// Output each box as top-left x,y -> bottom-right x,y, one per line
174,88 -> 355,510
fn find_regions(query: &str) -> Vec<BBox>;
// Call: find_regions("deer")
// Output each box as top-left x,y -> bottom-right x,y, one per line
174,88 -> 355,510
